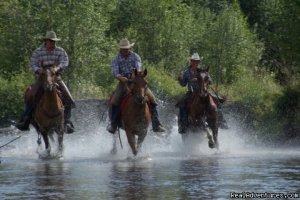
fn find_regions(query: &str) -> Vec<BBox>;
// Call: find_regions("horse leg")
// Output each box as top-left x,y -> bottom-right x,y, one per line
207,118 -> 219,149
137,130 -> 147,153
57,128 -> 64,157
126,130 -> 137,156
42,132 -> 51,155
110,130 -> 118,155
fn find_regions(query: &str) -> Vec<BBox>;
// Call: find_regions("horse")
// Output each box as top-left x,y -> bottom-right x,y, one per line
110,69 -> 151,156
183,66 -> 219,149
30,66 -> 65,157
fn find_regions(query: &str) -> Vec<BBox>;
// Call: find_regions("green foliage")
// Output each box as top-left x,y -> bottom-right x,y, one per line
0,71 -> 32,121
146,65 -> 185,100
274,85 -> 300,137
202,2 -> 264,84
229,70 -> 282,117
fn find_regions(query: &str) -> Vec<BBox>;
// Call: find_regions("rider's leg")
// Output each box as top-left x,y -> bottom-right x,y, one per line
146,88 -> 165,132
56,77 -> 76,133
15,104 -> 33,131
178,92 -> 190,134
210,92 -> 229,129
107,83 -> 124,134
218,109 -> 229,129
107,104 -> 120,133
15,83 -> 40,131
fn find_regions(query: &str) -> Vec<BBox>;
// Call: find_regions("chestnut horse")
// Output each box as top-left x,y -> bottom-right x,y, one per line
111,69 -> 151,156
184,66 -> 219,149
30,66 -> 64,157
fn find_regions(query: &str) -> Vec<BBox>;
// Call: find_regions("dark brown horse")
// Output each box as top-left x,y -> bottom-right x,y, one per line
184,66 -> 219,149
30,66 -> 64,157
111,69 -> 151,156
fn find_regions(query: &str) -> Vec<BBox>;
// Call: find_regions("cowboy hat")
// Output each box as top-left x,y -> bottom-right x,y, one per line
43,31 -> 60,41
119,38 -> 134,49
190,53 -> 202,61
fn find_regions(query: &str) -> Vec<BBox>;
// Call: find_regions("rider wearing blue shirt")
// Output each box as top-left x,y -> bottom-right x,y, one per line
177,53 -> 228,134
107,38 -> 165,134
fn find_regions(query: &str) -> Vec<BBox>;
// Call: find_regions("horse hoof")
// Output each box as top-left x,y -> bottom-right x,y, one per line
110,148 -> 117,155
208,141 -> 215,149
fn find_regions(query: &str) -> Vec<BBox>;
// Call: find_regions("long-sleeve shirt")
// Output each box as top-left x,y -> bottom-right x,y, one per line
179,65 -> 212,92
111,51 -> 142,79
31,45 -> 69,73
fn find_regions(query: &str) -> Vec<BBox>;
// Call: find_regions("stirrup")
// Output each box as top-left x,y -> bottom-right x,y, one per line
15,122 -> 30,131
107,124 -> 117,134
65,121 -> 75,134
220,122 -> 229,129
15,118 -> 30,131
153,125 -> 166,132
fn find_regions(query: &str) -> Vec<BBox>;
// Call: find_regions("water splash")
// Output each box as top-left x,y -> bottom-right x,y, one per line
1,114 -> 299,162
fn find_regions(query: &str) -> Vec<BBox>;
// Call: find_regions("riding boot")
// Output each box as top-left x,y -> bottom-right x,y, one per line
150,103 -> 166,132
15,105 -> 33,131
178,106 -> 188,134
64,105 -> 75,134
107,105 -> 120,134
218,110 -> 229,129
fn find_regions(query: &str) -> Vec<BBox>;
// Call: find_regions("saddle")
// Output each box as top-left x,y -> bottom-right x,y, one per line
24,82 -> 63,107
108,93 -> 151,128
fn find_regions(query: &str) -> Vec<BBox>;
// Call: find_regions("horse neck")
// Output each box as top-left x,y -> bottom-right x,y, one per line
41,87 -> 62,112
192,92 -> 209,109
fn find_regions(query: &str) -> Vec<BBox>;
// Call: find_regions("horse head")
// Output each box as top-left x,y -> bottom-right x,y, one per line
195,66 -> 210,98
129,68 -> 148,105
38,66 -> 57,92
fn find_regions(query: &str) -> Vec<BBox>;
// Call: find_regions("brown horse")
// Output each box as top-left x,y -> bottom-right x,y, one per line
111,69 -> 151,156
184,66 -> 219,149
31,66 -> 64,157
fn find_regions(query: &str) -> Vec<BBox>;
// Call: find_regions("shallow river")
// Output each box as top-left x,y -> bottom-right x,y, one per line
1,114 -> 300,199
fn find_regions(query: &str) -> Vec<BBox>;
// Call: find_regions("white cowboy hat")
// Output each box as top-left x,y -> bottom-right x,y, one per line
43,31 -> 60,41
190,53 -> 202,61
119,38 -> 135,49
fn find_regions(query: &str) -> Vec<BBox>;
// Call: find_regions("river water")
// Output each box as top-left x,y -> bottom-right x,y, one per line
0,101 -> 299,200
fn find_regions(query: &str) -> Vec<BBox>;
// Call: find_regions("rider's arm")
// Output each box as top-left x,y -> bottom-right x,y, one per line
134,53 -> 142,70
178,70 -> 188,87
112,57 -> 128,83
57,47 -> 69,71
31,48 -> 41,73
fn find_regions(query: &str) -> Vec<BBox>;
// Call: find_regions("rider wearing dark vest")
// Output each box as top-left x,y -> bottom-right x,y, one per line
15,31 -> 75,133
177,53 -> 228,134
107,38 -> 165,134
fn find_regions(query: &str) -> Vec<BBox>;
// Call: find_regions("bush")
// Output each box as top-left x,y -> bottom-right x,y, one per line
274,85 -> 300,138
146,65 -> 186,101
227,70 -> 283,141
0,71 -> 32,123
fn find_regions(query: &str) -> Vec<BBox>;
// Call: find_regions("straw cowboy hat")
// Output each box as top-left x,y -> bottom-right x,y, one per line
190,53 -> 203,61
119,38 -> 135,49
43,31 -> 60,41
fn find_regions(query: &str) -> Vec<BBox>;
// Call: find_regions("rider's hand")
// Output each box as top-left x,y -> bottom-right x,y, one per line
177,72 -> 184,81
54,66 -> 63,74
118,77 -> 128,83
192,78 -> 198,82
35,68 -> 42,74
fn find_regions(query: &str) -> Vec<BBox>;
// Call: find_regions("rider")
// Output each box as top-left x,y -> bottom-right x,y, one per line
107,38 -> 166,134
177,53 -> 229,134
15,30 -> 75,133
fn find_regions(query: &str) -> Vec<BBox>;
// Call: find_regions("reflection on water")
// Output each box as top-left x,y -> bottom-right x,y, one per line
31,161 -> 67,200
109,161 -> 154,199
178,159 -> 220,199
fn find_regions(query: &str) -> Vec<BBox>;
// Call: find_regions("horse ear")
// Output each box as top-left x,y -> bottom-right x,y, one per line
144,68 -> 147,77
134,68 -> 138,77
206,64 -> 210,72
